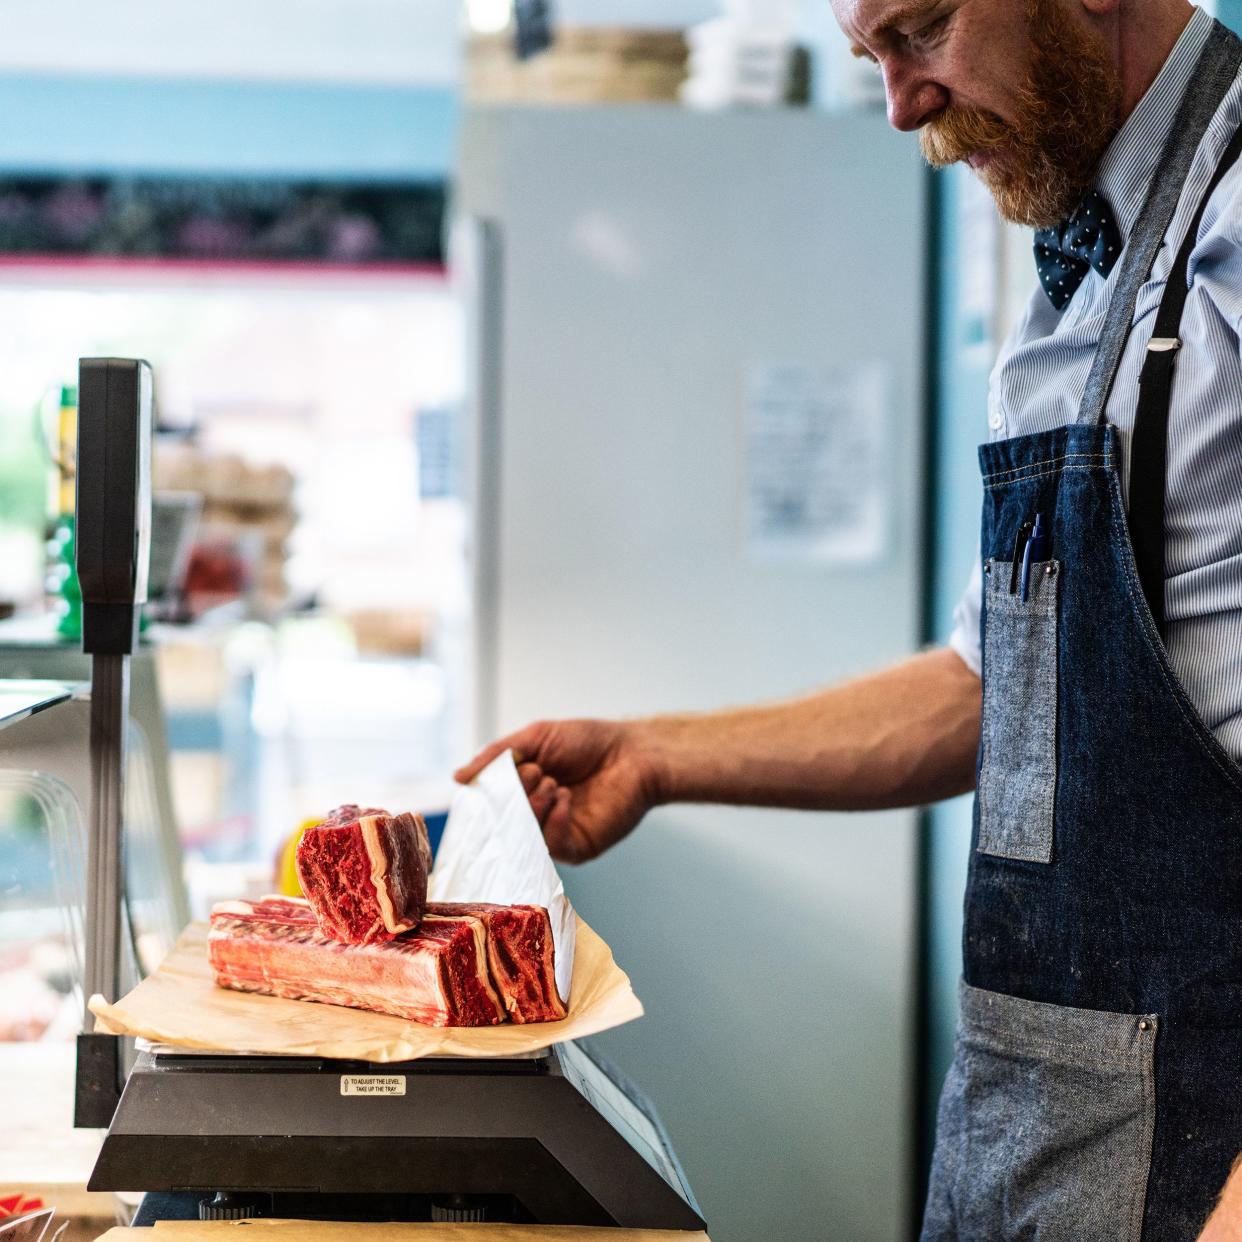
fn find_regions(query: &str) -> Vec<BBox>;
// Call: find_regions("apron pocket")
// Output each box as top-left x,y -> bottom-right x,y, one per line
927,982 -> 1158,1242
977,558 -> 1059,862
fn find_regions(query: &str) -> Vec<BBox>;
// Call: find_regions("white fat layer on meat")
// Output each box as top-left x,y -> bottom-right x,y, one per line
424,913 -> 502,1012
212,899 -> 256,917
360,814 -> 413,935
210,915 -> 452,1021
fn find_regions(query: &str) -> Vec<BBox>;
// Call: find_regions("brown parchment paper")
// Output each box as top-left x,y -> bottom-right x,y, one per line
88,915 -> 642,1062
94,1224 -> 710,1241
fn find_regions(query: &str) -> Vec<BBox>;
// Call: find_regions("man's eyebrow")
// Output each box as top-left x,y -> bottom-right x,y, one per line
850,0 -> 942,56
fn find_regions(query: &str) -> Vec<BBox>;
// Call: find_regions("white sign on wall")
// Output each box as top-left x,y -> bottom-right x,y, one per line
743,361 -> 890,566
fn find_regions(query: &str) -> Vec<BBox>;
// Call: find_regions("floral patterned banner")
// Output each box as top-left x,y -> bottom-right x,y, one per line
0,176 -> 446,264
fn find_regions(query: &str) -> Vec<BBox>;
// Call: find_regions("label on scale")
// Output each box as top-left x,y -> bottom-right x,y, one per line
340,1074 -> 407,1097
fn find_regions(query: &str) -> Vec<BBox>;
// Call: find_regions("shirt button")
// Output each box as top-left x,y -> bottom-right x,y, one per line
987,389 -> 1003,431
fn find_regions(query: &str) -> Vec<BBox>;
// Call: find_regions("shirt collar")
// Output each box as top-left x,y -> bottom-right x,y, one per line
1095,5 -> 1214,240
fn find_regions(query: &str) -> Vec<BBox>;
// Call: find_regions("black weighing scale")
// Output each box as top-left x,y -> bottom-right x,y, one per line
69,358 -> 707,1232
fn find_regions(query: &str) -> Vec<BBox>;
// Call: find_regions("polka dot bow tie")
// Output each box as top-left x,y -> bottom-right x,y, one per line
1033,190 -> 1123,311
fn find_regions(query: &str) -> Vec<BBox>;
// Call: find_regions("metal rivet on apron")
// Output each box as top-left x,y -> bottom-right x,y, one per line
1139,1019 -> 1153,1032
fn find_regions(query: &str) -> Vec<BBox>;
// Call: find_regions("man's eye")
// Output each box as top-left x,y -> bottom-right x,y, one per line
909,15 -> 950,46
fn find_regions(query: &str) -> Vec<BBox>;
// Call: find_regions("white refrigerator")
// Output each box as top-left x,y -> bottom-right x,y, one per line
455,105 -> 928,1242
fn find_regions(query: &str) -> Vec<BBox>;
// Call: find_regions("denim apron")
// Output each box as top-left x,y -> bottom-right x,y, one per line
922,22 -> 1242,1241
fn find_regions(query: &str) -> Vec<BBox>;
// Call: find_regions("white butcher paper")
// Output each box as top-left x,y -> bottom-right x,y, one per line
429,750 -> 576,1004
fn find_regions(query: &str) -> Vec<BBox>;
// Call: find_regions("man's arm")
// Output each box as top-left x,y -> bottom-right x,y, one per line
639,646 -> 981,812
456,646 -> 982,862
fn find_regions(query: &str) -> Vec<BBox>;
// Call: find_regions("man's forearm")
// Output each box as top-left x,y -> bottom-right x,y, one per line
634,647 -> 982,813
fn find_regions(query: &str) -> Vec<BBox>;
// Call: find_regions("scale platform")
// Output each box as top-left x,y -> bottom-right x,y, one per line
90,1039 -> 706,1230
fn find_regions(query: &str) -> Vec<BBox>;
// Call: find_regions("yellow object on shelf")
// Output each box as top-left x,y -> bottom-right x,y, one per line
57,386 -> 78,516
275,818 -> 320,896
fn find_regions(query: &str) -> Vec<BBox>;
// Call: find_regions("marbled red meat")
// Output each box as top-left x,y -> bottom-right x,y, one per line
296,805 -> 432,944
208,895 -> 504,1026
427,903 -> 567,1023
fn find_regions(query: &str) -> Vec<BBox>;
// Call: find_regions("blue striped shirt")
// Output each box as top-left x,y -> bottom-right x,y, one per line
949,6 -> 1242,759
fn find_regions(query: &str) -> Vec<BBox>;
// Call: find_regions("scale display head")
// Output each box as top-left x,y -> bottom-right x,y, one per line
75,358 -> 154,656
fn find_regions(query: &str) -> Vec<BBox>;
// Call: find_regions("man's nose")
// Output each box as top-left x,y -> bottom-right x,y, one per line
882,61 -> 949,131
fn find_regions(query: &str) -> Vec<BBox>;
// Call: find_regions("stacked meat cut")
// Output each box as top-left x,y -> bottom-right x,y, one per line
208,805 -> 566,1027
295,804 -> 432,944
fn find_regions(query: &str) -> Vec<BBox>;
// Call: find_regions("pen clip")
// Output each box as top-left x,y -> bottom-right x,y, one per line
1019,512 -> 1049,603
1009,520 -> 1034,595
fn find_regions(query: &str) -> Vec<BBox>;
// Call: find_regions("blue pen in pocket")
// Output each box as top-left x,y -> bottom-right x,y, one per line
1020,512 -> 1049,603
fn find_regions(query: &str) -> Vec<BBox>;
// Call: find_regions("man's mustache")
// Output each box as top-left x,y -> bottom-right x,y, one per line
921,106 -> 1014,167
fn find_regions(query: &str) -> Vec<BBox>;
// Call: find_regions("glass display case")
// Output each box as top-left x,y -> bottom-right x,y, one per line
0,676 -> 186,1223
0,682 -> 84,1045
0,678 -> 186,1040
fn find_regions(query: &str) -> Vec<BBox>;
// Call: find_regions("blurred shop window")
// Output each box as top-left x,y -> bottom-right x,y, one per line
0,403 -> 45,618
153,445 -> 296,620
0,268 -> 469,924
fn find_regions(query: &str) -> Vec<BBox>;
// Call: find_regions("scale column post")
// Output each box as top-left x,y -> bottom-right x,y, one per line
73,357 -> 153,1128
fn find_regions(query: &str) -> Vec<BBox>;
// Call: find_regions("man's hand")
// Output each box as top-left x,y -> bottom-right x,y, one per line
456,648 -> 982,864
1199,1155 -> 1242,1241
454,719 -> 663,864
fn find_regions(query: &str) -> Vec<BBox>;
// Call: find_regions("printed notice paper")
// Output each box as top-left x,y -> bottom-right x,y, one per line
744,362 -> 890,566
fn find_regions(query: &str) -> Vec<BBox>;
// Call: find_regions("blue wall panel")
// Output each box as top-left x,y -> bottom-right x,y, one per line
0,75 -> 458,180
925,163 -> 990,1149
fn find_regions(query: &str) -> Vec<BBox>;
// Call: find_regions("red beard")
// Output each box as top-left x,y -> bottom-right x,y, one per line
920,0 -> 1123,227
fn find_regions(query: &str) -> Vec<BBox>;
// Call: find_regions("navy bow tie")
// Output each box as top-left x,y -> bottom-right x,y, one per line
1033,190 -> 1123,310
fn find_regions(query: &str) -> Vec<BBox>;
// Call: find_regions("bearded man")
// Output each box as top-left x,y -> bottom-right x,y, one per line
458,1 -> 1242,1236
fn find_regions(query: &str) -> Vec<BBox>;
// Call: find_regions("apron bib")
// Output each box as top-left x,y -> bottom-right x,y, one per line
923,22 -> 1242,1241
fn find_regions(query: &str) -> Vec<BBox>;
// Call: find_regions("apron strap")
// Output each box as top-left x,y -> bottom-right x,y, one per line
1128,119 -> 1242,636
1077,21 -> 1242,428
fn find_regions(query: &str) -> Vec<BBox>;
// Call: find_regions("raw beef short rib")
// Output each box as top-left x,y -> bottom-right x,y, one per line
296,805 -> 432,944
208,896 -> 505,1026
428,903 -> 567,1023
